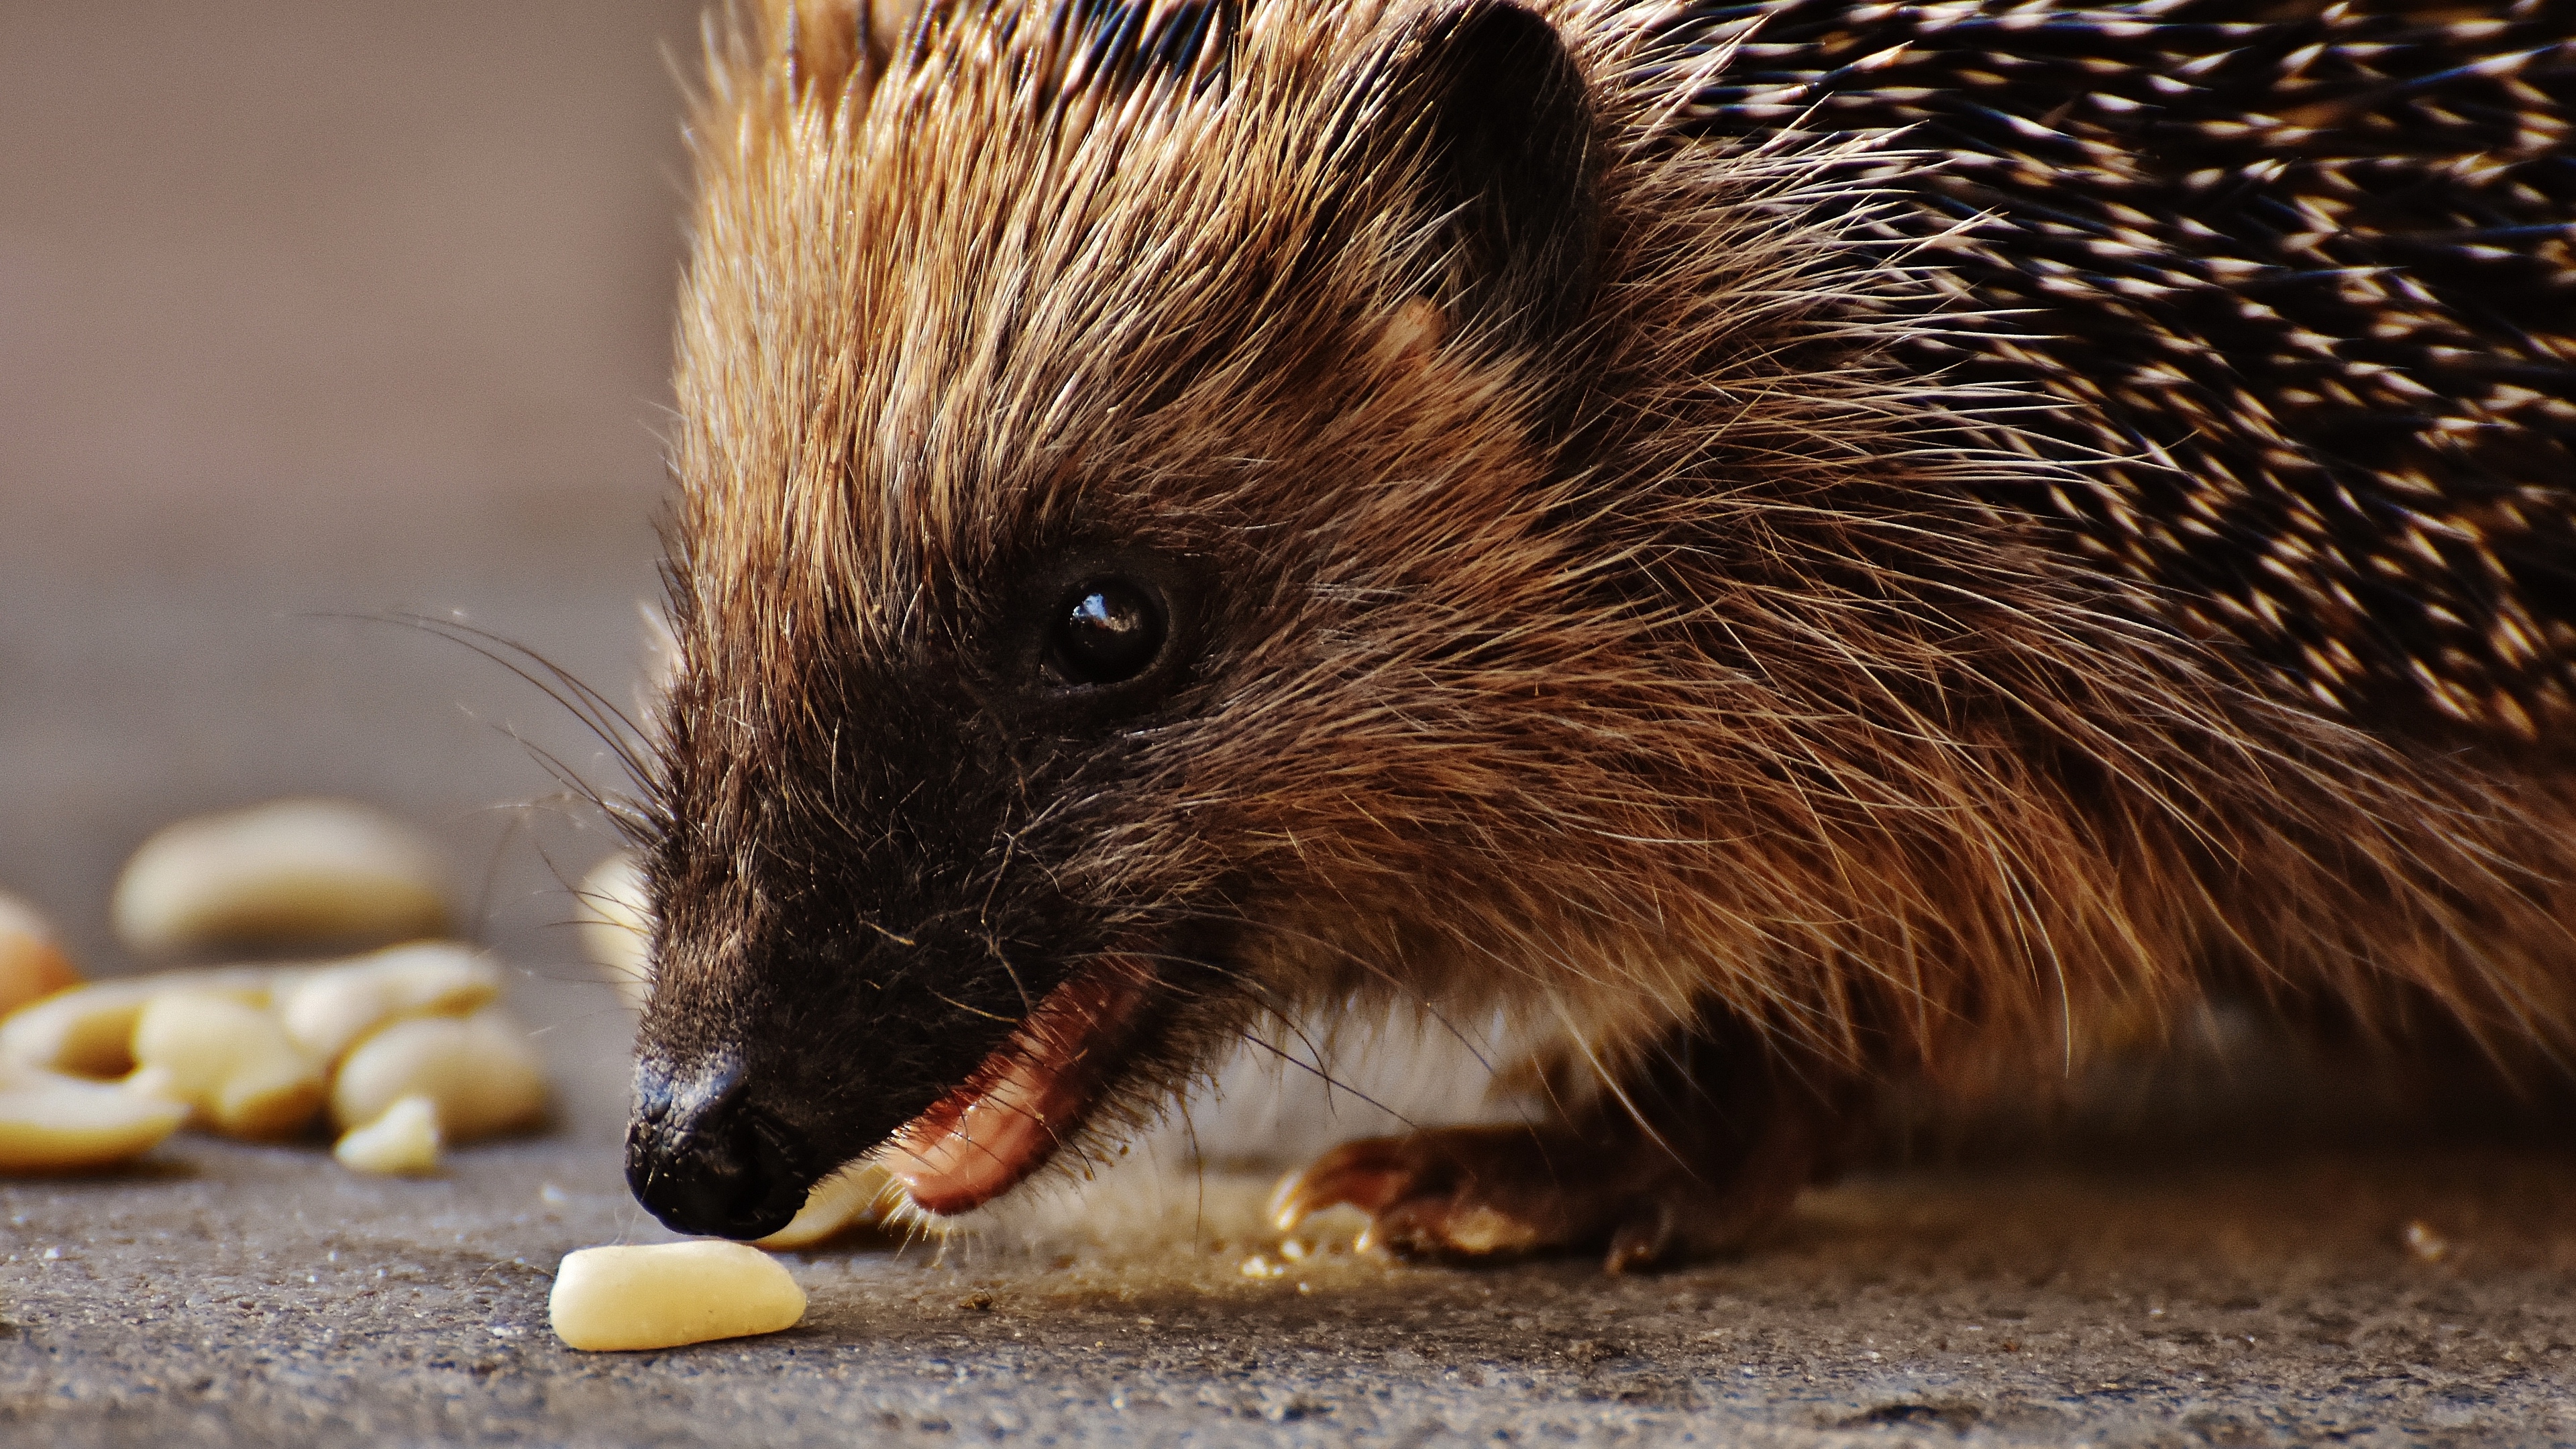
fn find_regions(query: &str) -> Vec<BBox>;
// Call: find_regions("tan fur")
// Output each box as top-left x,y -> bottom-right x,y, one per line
657,0 -> 2576,1185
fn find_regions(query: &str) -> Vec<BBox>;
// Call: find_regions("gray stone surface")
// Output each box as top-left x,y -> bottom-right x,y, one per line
3,1142 -> 2573,1446
3,2 -> 2574,1444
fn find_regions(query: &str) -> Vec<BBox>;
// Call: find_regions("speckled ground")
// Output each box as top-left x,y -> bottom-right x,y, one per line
3,1140 -> 2574,1447
5,2 -> 2575,1445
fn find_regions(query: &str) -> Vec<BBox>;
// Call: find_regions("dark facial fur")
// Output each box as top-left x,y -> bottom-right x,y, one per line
627,0 -> 2576,1242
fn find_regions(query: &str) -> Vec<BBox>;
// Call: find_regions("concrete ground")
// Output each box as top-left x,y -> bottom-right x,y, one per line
3,3 -> 2573,1445
3,1140 -> 2574,1447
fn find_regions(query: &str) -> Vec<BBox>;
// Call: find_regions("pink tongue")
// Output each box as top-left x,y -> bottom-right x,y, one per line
878,967 -> 1146,1216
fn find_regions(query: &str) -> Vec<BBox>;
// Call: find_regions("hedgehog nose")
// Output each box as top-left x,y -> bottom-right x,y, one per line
625,1057 -> 810,1240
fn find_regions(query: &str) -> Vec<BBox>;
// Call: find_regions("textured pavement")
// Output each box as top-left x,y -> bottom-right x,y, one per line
3,3 -> 2574,1444
5,1138 -> 2576,1447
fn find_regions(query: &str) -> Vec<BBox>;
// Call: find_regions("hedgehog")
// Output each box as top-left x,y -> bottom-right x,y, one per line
620,0 -> 2576,1271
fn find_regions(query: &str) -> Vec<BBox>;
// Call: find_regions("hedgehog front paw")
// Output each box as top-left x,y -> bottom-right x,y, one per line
1267,1124 -> 1715,1274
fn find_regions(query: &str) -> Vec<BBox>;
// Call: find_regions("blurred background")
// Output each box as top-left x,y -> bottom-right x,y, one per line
0,0 -> 710,1138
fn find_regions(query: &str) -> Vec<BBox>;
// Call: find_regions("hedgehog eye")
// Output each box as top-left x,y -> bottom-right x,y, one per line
1044,579 -> 1165,687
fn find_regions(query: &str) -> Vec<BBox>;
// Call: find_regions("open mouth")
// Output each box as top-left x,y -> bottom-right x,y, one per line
875,959 -> 1158,1216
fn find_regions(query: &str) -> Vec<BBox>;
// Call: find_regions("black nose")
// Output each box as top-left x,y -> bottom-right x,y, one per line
625,1057 -> 812,1239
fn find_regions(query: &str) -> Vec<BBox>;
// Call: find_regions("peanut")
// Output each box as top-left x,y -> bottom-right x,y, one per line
576,851 -> 652,1012
757,1161 -> 895,1250
333,1093 -> 442,1175
329,1007 -> 547,1142
0,968 -> 274,1079
113,798 -> 449,956
128,991 -> 326,1140
549,1242 -> 806,1351
0,1063 -> 189,1173
277,943 -> 501,1063
0,894 -> 81,1018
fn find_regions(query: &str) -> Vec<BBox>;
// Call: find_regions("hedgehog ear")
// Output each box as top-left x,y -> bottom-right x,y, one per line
1378,1 -> 1600,345
764,0 -> 927,101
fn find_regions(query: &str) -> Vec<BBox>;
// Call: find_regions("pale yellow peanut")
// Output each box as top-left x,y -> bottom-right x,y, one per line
329,1008 -> 547,1141
0,1063 -> 188,1173
278,943 -> 501,1063
333,1094 -> 442,1175
0,968 -> 274,1078
0,894 -> 81,1018
576,852 -> 652,1012
757,1161 -> 895,1250
113,798 -> 449,957
128,991 -> 326,1140
549,1242 -> 806,1352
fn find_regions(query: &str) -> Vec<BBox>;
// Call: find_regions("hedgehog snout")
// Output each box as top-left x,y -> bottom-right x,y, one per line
625,1053 -> 814,1240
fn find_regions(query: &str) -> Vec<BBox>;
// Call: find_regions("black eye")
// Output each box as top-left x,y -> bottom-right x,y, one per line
1046,578 -> 1165,686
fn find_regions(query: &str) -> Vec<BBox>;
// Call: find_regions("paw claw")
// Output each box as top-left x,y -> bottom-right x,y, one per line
1266,1165 -> 1335,1232
1265,1173 -> 1306,1233
1604,1199 -> 1678,1275
1272,1128 -> 1557,1264
1274,1121 -> 1796,1270
1267,1137 -> 1415,1232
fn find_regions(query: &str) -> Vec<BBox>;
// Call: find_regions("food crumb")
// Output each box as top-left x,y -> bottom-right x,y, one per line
2402,1219 -> 2452,1263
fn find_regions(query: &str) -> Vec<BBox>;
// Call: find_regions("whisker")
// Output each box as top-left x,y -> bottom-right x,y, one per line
1222,1031 -> 1434,1142
362,611 -> 656,786
1147,904 -> 1505,1079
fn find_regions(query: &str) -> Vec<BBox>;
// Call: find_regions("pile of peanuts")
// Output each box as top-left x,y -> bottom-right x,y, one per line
0,798 -> 888,1351
0,799 -> 545,1177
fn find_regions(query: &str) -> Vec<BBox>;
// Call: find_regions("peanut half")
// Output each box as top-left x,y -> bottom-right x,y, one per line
757,1162 -> 896,1250
333,1093 -> 442,1175
329,1007 -> 547,1142
549,1242 -> 806,1352
127,990 -> 327,1140
576,852 -> 652,1012
278,943 -> 501,1063
0,968 -> 276,1079
113,798 -> 449,957
0,1062 -> 188,1173
0,894 -> 80,1018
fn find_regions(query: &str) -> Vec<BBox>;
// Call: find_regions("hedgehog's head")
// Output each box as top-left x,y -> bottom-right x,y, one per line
625,0 -> 1618,1239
